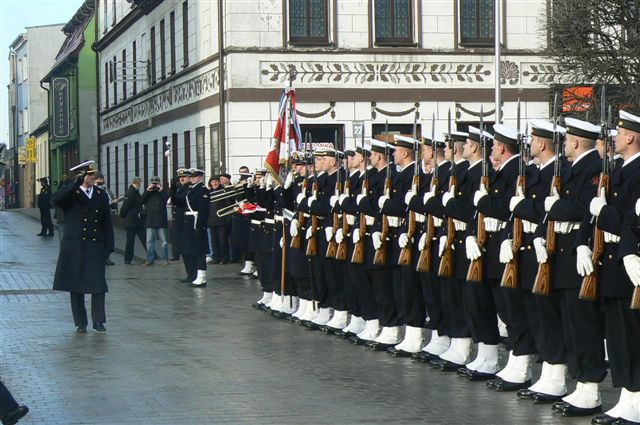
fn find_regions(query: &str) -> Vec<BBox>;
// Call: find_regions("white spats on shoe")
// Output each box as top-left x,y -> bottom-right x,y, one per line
392,326 -> 423,354
300,301 -> 319,322
343,316 -> 365,335
604,388 -> 631,419
561,382 -> 601,409
240,261 -> 255,274
374,326 -> 400,345
191,270 -> 207,286
618,389 -> 640,423
528,363 -> 567,396
293,299 -> 308,319
439,337 -> 472,365
325,310 -> 349,330
498,353 -> 531,384
257,291 -> 272,305
356,319 -> 380,342
422,330 -> 451,355
266,292 -> 280,310
206,256 -> 213,264
312,308 -> 332,325
280,296 -> 299,314
466,343 -> 499,374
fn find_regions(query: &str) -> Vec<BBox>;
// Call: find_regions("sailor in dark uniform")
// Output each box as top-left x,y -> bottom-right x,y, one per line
37,177 -> 54,237
170,168 -> 190,261
181,168 -> 210,287
52,161 -> 114,333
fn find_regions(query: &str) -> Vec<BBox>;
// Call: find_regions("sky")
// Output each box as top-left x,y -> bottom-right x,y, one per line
0,0 -> 83,147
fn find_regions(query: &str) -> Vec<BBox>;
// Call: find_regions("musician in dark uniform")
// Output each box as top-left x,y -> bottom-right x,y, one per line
592,110 -> 640,424
533,118 -> 605,416
36,177 -> 54,237
232,167 -> 255,274
52,161 -> 114,333
169,168 -> 190,261
181,169 -> 210,287
509,120 -> 570,402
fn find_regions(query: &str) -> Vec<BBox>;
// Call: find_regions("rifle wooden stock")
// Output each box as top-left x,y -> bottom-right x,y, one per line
631,287 -> 640,310
336,213 -> 348,261
325,211 -> 339,258
438,175 -> 458,277
351,212 -> 366,264
416,215 -> 435,273
532,261 -> 551,296
373,179 -> 392,265
290,210 -> 304,249
466,175 -> 489,282
501,175 -> 526,289
399,176 -> 420,266
306,215 -> 318,257
579,173 -> 609,301
546,175 -> 561,253
466,258 -> 483,283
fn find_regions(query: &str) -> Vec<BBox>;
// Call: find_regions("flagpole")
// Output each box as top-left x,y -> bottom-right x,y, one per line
281,70 -> 294,306
494,0 -> 502,124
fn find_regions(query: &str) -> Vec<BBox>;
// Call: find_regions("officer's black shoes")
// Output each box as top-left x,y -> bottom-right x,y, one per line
517,388 -> 537,399
2,405 -> 29,425
438,360 -> 465,372
494,379 -> 532,392
36,233 -> 45,236
559,404 -> 602,417
414,351 -> 438,363
533,392 -> 566,404
179,277 -> 194,283
386,347 -> 412,357
591,415 -> 620,425
467,370 -> 496,381
188,283 -> 207,288
611,419 -> 640,425
76,326 -> 87,333
349,335 -> 364,345
93,324 -> 107,332
105,259 -> 115,266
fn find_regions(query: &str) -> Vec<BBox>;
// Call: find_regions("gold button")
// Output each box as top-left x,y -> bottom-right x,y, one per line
494,189 -> 499,193
532,194 -> 536,199
95,219 -> 98,222
613,193 -> 618,197
458,192 -> 462,196
84,218 -> 87,221
527,245 -> 532,250
560,248 -> 564,253
566,190 -> 570,194
93,238 -> 96,241
83,227 -> 87,230
83,237 -> 86,240
608,254 -> 613,260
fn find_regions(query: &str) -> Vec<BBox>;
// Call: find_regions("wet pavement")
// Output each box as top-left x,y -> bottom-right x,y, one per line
0,210 -> 617,424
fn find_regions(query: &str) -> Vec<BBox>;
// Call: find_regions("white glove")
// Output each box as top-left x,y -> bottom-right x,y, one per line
438,235 -> 447,257
378,195 -> 390,210
307,195 -> 316,208
372,231 -> 383,250
305,226 -> 313,240
405,190 -> 417,206
509,186 -> 525,212
260,176 -> 267,189
279,237 -> 284,248
289,218 -> 299,237
296,192 -> 305,206
246,177 -> 254,188
589,188 -> 607,217
623,254 -> 640,287
352,228 -> 361,244
604,231 -> 620,243
499,239 -> 514,264
284,172 -> 294,189
418,233 -> 427,251
473,183 -> 488,207
335,228 -> 344,244
636,198 -> 640,217
423,191 -> 435,204
576,245 -> 594,277
442,185 -> 455,206
265,174 -> 274,190
324,227 -> 334,242
356,194 -> 367,205
399,233 -> 409,249
533,237 -> 547,263
433,217 -> 443,227
544,187 -> 560,212
453,219 -> 467,231
338,193 -> 349,205
330,195 -> 339,208
465,236 -> 482,261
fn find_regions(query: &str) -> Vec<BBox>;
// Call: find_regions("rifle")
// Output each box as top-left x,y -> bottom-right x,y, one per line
351,132 -> 368,264
398,114 -> 420,266
438,109 -> 456,277
326,157 -> 343,258
501,99 -> 524,288
532,92 -> 561,296
417,114 -> 438,273
290,134 -> 309,249
373,121 -> 391,265
336,160 -> 350,261
466,106 -> 489,282
305,141 -> 319,257
580,87 -> 610,300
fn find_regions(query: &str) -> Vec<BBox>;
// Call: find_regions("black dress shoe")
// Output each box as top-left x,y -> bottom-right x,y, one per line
486,377 -> 505,389
592,414 -> 619,424
560,404 -> 602,417
36,233 -> 44,236
251,303 -> 262,310
429,358 -> 446,368
517,388 -> 537,399
386,346 -> 413,357
367,341 -> 395,351
93,324 -> 106,332
494,379 -> 532,392
552,401 -> 570,413
533,392 -> 566,404
76,326 -> 87,333
188,283 -> 207,288
468,370 -> 496,381
416,351 -> 439,363
179,277 -> 195,283
305,321 -> 321,330
613,418 -> 640,425
2,405 -> 29,425
349,335 -> 364,345
457,366 -> 473,377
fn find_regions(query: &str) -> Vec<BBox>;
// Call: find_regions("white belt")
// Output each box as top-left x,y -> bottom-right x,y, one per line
415,213 -> 426,223
265,218 -> 275,224
303,213 -> 310,218
522,220 -> 538,234
387,217 -> 401,227
365,215 -> 375,226
185,211 -> 197,216
346,214 -> 356,226
274,215 -> 284,222
251,219 -> 262,225
554,221 -> 581,234
453,219 -> 467,232
433,217 -> 443,228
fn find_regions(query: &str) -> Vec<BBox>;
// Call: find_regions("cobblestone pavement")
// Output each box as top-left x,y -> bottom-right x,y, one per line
0,210 -> 617,424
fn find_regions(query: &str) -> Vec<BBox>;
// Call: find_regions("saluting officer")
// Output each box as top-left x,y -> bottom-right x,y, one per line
52,161 -> 114,333
37,177 -> 54,237
170,168 -> 190,261
181,169 -> 210,287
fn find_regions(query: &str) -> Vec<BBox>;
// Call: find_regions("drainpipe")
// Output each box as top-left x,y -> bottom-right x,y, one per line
217,0 -> 226,173
40,80 -> 51,185
9,48 -> 19,208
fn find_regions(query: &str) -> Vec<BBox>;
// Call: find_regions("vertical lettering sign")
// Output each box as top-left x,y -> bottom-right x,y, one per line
52,77 -> 70,138
195,126 -> 205,170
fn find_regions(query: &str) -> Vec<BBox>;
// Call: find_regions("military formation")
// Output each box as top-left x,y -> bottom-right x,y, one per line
241,105 -> 640,425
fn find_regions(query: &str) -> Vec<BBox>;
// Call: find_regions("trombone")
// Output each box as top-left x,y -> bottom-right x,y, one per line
216,198 -> 247,217
209,181 -> 248,202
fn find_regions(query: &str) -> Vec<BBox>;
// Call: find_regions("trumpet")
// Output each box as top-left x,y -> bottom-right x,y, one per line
209,181 -> 248,202
216,198 -> 248,217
